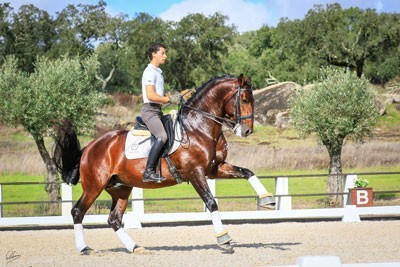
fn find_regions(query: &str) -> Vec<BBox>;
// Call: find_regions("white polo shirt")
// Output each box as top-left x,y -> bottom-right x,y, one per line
142,64 -> 164,104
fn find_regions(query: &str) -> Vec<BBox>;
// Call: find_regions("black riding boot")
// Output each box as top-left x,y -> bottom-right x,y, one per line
143,138 -> 167,183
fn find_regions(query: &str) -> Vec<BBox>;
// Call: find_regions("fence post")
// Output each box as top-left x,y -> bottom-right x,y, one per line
275,177 -> 292,210
132,187 -> 144,216
124,187 -> 143,229
61,183 -> 73,216
0,184 -> 2,218
344,175 -> 357,206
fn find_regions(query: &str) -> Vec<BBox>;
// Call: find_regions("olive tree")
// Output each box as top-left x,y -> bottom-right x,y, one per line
0,55 -> 105,213
289,68 -> 379,206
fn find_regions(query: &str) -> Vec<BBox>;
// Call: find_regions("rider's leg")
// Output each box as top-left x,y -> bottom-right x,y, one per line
143,137 -> 167,182
141,111 -> 168,183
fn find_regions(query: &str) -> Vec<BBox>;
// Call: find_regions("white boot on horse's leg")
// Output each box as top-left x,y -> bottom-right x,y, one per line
74,224 -> 93,255
248,176 -> 275,209
116,228 -> 146,254
211,211 -> 234,253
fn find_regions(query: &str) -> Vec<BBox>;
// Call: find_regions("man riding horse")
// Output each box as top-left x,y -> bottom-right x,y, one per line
140,43 -> 180,183
54,45 -> 275,254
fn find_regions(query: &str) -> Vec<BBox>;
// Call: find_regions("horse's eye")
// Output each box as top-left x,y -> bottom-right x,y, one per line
242,98 -> 249,104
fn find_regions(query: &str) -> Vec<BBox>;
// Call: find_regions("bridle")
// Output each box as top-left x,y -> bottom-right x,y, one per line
181,83 -> 254,133
233,86 -> 254,124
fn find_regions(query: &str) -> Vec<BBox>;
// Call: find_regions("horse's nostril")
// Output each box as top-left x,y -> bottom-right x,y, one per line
245,129 -> 251,136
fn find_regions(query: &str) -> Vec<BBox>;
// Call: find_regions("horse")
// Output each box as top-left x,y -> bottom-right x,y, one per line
54,74 -> 275,255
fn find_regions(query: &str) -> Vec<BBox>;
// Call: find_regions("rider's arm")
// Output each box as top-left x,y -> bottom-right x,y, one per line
145,85 -> 170,104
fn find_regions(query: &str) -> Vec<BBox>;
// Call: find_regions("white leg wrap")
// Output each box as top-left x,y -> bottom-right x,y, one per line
116,228 -> 136,252
248,175 -> 268,196
210,211 -> 224,234
73,224 -> 87,252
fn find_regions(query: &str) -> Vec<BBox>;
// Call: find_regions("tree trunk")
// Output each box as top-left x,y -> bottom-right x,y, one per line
96,65 -> 115,92
324,139 -> 344,207
32,134 -> 61,215
355,58 -> 364,78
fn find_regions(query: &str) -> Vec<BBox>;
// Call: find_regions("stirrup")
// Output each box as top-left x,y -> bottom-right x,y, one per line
143,170 -> 166,183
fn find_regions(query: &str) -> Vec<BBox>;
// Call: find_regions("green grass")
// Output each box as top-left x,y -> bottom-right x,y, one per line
377,104 -> 400,128
1,167 -> 399,216
224,124 -> 319,148
0,174 -> 112,216
0,174 -> 50,216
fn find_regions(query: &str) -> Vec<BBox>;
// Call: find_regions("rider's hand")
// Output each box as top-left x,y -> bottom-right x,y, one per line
169,93 -> 182,104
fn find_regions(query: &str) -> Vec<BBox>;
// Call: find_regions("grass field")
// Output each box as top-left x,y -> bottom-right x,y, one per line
1,166 -> 399,217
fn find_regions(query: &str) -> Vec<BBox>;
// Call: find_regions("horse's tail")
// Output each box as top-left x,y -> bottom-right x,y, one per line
53,119 -> 83,185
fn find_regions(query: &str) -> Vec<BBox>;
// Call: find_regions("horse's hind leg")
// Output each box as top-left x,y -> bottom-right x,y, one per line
105,185 -> 145,254
72,189 -> 102,255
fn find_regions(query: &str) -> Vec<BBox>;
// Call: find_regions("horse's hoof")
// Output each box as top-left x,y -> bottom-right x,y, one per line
217,231 -> 232,245
218,242 -> 235,254
133,245 -> 146,254
80,246 -> 94,255
216,232 -> 234,253
260,194 -> 276,210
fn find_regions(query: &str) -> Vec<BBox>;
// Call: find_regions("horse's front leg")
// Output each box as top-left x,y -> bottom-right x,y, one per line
211,162 -> 275,209
190,167 -> 234,253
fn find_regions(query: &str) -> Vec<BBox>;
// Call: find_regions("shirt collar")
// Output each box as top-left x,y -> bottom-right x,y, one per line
149,64 -> 162,74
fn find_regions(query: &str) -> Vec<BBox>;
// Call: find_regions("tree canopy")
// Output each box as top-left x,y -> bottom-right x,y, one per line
277,4 -> 400,81
1,2 -> 399,91
0,55 -> 105,136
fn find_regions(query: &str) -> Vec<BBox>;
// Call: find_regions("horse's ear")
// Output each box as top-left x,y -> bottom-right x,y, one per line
238,73 -> 245,87
246,76 -> 251,84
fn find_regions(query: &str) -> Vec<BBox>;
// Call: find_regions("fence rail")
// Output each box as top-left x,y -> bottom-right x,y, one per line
0,172 -> 399,228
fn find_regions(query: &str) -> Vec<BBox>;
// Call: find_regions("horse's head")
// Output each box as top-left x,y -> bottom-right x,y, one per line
181,74 -> 254,137
223,74 -> 254,137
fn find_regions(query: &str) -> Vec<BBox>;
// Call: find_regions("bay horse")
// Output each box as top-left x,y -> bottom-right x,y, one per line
54,74 -> 275,255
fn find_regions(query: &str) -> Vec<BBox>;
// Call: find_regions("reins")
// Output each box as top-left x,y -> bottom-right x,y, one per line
182,105 -> 236,128
162,78 -> 254,147
181,85 -> 253,131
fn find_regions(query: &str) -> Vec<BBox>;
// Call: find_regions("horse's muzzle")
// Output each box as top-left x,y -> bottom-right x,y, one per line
234,124 -> 253,137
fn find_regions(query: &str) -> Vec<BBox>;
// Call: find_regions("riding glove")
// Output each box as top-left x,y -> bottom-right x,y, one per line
169,93 -> 182,104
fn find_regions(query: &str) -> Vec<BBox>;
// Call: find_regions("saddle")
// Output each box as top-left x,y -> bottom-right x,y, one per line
125,113 -> 183,183
134,114 -> 175,157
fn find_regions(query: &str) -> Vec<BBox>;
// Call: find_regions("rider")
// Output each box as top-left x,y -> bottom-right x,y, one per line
141,43 -> 180,183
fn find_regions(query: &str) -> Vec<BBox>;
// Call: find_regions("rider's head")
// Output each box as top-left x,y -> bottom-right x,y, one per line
147,43 -> 167,61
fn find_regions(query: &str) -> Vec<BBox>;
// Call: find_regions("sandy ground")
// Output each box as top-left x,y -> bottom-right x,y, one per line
1,220 -> 399,267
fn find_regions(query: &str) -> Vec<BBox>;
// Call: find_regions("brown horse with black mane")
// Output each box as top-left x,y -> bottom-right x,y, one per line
54,74 -> 275,255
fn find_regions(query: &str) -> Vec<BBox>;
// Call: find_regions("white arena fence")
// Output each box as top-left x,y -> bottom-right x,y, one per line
0,172 -> 399,228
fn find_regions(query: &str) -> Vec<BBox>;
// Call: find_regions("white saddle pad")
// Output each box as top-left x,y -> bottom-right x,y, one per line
125,118 -> 182,159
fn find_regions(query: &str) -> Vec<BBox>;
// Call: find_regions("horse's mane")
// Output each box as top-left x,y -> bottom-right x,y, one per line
184,75 -> 237,106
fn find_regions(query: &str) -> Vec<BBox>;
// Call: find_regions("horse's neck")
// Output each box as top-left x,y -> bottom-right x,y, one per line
182,110 -> 223,138
182,87 -> 227,139
192,85 -> 228,116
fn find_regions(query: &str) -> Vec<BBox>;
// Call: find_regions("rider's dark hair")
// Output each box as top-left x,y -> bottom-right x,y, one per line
147,43 -> 167,60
